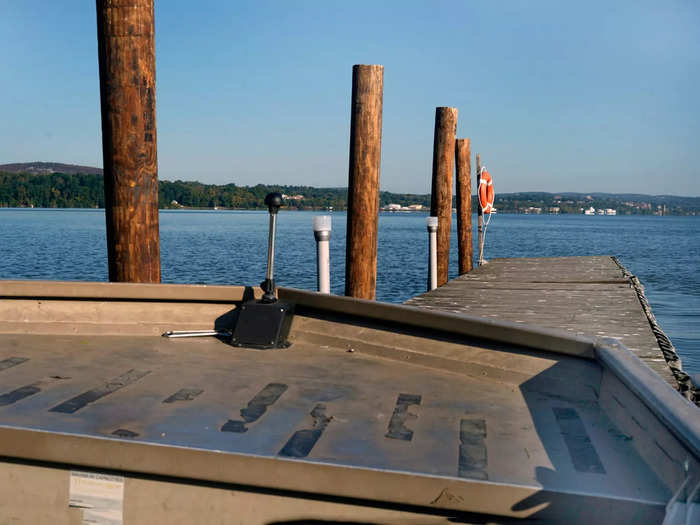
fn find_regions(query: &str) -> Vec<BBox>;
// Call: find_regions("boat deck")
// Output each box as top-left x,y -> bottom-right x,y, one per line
0,331 -> 667,519
406,256 -> 676,385
0,281 -> 696,522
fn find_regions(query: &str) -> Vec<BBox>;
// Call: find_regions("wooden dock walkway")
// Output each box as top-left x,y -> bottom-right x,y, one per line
406,256 -> 676,386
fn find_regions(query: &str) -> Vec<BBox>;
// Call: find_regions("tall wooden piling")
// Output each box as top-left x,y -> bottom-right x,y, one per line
430,107 -> 458,286
345,65 -> 384,299
96,0 -> 161,283
455,138 -> 473,274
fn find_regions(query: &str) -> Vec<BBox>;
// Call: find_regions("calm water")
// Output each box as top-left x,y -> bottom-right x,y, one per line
1,209 -> 698,373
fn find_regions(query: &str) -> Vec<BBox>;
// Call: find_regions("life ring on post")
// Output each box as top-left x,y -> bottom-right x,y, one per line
479,168 -> 495,214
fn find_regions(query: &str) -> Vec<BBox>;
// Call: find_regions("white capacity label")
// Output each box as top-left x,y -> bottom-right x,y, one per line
69,471 -> 124,525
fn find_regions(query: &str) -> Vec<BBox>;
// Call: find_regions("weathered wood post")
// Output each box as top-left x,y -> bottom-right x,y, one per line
455,138 -> 473,274
430,107 -> 458,286
96,0 -> 161,283
345,64 -> 383,299
476,154 -> 484,266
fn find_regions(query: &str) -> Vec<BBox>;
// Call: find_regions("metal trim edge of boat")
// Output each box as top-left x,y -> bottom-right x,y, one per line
0,424 -> 667,520
0,280 -> 595,358
0,280 -> 257,302
595,337 -> 700,460
278,287 -> 596,358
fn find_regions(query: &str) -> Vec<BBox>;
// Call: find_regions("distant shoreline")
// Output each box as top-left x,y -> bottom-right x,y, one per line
0,206 -> 700,218
2,167 -> 699,215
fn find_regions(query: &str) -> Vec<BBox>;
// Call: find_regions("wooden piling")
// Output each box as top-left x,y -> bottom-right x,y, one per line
455,138 -> 473,274
345,65 -> 384,299
96,0 -> 161,283
430,107 -> 458,286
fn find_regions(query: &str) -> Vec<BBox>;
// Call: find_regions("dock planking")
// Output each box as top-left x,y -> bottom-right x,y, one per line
405,256 -> 676,386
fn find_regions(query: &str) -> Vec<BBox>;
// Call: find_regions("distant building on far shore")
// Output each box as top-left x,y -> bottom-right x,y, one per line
382,203 -> 425,212
582,207 -> 617,216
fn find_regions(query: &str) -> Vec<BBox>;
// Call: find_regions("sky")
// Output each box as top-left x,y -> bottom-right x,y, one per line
1,1 -> 698,195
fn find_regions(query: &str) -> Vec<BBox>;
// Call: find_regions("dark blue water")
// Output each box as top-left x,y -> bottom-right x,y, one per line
1,209 -> 698,373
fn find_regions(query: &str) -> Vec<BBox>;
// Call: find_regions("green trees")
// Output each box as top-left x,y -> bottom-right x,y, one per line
0,172 -> 350,209
0,172 -> 104,208
3,171 -> 696,213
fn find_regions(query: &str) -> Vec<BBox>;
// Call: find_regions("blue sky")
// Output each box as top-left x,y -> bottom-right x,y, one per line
1,1 -> 698,195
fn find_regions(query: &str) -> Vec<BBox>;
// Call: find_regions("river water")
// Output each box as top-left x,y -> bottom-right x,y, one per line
1,208 -> 698,374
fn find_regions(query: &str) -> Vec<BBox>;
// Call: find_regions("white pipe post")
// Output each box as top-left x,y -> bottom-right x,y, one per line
477,159 -> 485,267
427,216 -> 438,291
313,216 -> 332,294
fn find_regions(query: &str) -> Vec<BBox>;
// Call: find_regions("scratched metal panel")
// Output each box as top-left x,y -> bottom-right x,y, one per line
0,331 -> 670,514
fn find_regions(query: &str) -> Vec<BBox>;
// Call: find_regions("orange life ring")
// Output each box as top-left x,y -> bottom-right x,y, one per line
479,169 -> 494,214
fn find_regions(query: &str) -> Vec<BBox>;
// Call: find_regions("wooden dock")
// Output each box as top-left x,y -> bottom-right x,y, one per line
406,256 -> 676,386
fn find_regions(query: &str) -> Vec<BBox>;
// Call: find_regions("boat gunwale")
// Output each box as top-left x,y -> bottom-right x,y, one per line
0,279 -> 257,302
0,280 -> 595,358
0,423 -> 669,519
595,337 -> 700,460
280,286 -> 596,359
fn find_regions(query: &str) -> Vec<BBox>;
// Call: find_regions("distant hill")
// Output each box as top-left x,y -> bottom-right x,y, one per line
0,162 -> 102,176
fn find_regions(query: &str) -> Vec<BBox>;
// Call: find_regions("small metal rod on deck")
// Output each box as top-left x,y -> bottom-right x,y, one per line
426,216 -> 438,291
430,107 -> 458,286
313,216 -> 332,294
456,138 -> 473,274
261,193 -> 283,303
476,154 -> 485,266
266,214 -> 277,282
162,330 -> 228,338
96,0 -> 161,283
345,64 -> 384,300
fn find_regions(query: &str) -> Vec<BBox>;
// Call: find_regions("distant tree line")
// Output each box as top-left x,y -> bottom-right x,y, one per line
1,171 -> 698,214
0,171 -> 429,210
0,172 -> 105,208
